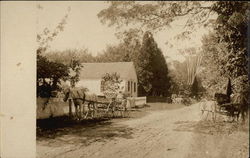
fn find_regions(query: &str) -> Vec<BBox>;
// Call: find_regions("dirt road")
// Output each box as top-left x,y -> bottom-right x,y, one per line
37,103 -> 249,158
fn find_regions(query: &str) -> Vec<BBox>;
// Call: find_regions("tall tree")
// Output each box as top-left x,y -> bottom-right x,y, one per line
201,2 -> 249,97
137,31 -> 170,96
96,28 -> 142,63
190,77 -> 199,98
226,78 -> 232,97
98,1 -> 249,98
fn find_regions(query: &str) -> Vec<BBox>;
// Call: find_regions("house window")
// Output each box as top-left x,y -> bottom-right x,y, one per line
131,81 -> 133,93
128,81 -> 130,92
101,80 -> 105,92
134,82 -> 136,93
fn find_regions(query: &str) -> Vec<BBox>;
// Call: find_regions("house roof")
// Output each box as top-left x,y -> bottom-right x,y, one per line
80,62 -> 137,81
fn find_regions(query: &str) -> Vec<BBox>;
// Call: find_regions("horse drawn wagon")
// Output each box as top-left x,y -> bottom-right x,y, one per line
200,93 -> 246,122
63,88 -> 130,120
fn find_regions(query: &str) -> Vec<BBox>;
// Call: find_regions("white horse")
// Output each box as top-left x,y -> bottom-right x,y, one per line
63,88 -> 86,120
199,100 -> 217,121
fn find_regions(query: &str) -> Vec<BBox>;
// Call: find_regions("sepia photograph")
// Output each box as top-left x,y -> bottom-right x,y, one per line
1,1 -> 249,158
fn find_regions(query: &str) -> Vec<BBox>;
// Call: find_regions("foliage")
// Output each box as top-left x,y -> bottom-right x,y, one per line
137,31 -> 171,96
226,78 -> 232,97
98,31 -> 171,97
211,2 -> 249,78
68,58 -> 83,88
37,7 -> 70,52
190,77 -> 199,98
98,1 -> 213,34
37,53 -> 69,97
37,8 -> 71,97
101,72 -> 123,97
169,59 -> 205,97
97,2 -> 216,97
201,2 -> 249,99
168,60 -> 187,94
95,28 -> 142,63
45,49 -> 96,65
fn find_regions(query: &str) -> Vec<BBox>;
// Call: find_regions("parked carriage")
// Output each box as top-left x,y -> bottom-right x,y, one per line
200,93 -> 245,122
63,88 -> 130,120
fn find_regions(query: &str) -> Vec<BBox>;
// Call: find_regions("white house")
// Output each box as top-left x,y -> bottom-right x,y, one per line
74,62 -> 138,97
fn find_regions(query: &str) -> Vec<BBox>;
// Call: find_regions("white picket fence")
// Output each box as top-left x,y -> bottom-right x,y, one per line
127,96 -> 147,108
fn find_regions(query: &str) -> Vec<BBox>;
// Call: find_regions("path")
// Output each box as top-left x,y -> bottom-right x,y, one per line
37,103 -> 248,158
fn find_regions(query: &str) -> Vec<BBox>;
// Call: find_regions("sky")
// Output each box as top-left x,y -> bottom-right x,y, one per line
37,2 -> 210,63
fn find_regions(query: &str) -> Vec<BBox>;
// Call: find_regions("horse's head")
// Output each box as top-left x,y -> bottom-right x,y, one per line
63,88 -> 70,102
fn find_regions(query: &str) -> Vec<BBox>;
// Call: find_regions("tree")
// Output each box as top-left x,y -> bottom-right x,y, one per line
98,1 -> 213,35
45,48 -> 96,64
137,31 -> 170,96
97,2 -> 214,97
169,57 -> 204,97
99,1 -> 249,104
101,72 -> 123,98
226,78 -> 232,97
96,28 -> 142,63
190,77 -> 199,98
200,2 -> 249,97
37,7 -> 71,97
68,58 -> 83,88
37,53 -> 69,97
211,2 -> 248,77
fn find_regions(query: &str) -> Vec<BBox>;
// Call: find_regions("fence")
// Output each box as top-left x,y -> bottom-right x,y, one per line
127,96 -> 147,108
37,97 -> 69,119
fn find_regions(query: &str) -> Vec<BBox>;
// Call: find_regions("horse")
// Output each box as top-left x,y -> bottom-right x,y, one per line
214,93 -> 230,105
199,100 -> 217,121
231,93 -> 248,122
214,92 -> 246,122
63,88 -> 86,120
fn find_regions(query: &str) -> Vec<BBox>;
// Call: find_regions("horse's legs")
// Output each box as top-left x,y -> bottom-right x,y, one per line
91,103 -> 96,118
74,104 -> 78,120
204,111 -> 208,121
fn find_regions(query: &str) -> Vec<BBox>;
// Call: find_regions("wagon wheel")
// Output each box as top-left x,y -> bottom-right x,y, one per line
104,101 -> 114,118
112,102 -> 118,118
96,103 -> 105,118
112,102 -> 119,118
95,104 -> 102,119
89,102 -> 97,119
114,101 -> 123,118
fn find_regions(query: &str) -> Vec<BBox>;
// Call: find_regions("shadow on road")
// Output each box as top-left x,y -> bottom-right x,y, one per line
173,120 -> 249,135
37,116 -> 135,147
